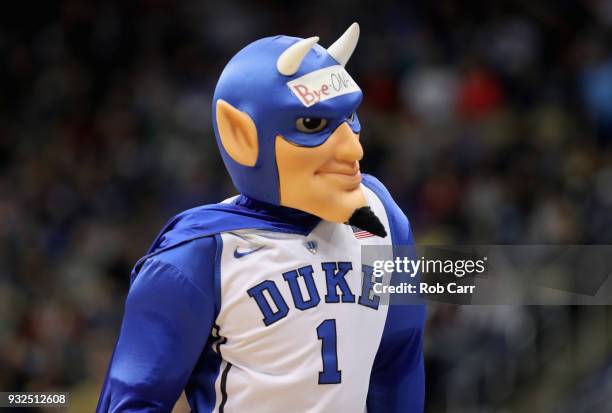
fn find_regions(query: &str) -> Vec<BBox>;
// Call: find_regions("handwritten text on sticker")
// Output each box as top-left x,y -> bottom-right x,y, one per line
286,65 -> 361,107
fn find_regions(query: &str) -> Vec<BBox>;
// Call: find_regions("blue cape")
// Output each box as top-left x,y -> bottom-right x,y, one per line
131,195 -> 321,279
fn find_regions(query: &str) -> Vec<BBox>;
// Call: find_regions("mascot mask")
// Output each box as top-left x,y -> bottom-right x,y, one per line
213,23 -> 385,236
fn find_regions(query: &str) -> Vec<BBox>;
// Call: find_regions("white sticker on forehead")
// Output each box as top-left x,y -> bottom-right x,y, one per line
286,65 -> 361,107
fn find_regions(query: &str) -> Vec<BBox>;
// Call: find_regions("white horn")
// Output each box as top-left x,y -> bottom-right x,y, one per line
327,23 -> 360,66
276,36 -> 319,76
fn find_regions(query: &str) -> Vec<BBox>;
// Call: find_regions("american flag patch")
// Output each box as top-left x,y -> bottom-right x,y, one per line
351,226 -> 375,239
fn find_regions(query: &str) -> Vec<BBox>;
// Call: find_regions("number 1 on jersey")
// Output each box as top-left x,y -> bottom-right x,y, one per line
317,319 -> 341,384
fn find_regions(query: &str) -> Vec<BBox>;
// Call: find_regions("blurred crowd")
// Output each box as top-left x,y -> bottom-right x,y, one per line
1,0 -> 612,411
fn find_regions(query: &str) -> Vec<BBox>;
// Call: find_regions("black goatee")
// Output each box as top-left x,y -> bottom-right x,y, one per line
346,206 -> 387,238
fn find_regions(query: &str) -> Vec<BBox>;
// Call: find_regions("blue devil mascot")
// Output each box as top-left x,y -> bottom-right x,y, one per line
98,23 -> 425,413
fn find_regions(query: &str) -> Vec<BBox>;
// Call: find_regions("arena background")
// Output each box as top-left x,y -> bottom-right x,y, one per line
1,0 -> 612,411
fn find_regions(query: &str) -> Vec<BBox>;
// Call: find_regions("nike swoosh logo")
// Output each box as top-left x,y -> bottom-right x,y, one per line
233,246 -> 265,259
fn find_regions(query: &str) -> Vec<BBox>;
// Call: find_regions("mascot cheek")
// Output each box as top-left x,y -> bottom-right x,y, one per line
275,135 -> 368,224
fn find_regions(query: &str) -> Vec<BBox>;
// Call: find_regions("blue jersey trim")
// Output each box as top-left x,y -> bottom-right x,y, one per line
214,234 -> 223,319
185,332 -> 223,412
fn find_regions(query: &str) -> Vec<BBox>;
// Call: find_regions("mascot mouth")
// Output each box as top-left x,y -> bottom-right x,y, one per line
316,164 -> 362,188
317,170 -> 362,188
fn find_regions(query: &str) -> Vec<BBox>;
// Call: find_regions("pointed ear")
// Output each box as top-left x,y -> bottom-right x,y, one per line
216,99 -> 259,167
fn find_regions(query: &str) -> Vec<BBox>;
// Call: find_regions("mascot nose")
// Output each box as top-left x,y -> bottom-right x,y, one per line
333,123 -> 363,163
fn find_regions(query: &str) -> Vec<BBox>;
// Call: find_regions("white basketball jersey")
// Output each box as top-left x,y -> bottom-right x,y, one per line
211,185 -> 391,413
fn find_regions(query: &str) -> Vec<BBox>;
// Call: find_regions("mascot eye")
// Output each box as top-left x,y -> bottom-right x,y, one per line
296,117 -> 328,133
348,112 -> 356,123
